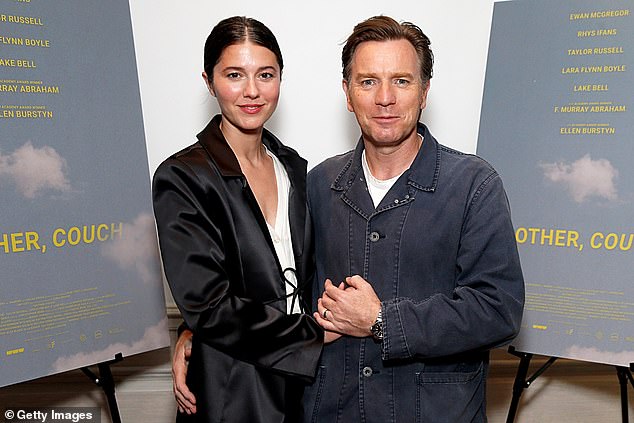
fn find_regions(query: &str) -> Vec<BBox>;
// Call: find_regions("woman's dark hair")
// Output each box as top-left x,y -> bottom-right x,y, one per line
204,16 -> 283,82
342,15 -> 433,85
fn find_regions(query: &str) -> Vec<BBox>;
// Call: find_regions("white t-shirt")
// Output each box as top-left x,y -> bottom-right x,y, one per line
362,150 -> 404,208
361,135 -> 423,207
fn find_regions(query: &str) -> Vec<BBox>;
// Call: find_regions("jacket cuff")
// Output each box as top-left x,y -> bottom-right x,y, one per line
381,299 -> 411,361
177,320 -> 191,337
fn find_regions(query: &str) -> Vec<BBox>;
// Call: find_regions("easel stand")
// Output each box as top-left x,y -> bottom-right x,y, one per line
617,366 -> 634,423
506,346 -> 634,423
81,353 -> 123,423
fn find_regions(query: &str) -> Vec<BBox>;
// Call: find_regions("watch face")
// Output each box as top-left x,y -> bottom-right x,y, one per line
371,309 -> 383,340
371,321 -> 383,340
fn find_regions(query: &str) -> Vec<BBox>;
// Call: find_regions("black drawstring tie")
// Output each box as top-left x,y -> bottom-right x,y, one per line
263,267 -> 310,314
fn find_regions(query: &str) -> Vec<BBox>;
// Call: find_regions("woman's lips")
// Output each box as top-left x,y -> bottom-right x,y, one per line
239,104 -> 264,114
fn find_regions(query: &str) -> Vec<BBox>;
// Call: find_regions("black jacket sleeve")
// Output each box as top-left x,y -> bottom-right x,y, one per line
153,156 -> 323,378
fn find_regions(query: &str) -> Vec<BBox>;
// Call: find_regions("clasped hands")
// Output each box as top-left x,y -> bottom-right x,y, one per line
170,275 -> 382,413
315,275 -> 381,343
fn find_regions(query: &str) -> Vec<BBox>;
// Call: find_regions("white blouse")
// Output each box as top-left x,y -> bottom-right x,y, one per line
265,147 -> 301,314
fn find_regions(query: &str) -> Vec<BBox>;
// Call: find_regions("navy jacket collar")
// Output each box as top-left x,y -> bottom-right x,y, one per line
331,122 -> 440,193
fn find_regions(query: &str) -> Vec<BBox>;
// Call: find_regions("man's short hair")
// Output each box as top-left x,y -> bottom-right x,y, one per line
341,15 -> 434,85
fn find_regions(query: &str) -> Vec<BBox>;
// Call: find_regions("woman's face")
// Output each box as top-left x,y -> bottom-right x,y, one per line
205,42 -> 281,135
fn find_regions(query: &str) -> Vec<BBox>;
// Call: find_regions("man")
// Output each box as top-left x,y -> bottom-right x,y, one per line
173,15 -> 524,422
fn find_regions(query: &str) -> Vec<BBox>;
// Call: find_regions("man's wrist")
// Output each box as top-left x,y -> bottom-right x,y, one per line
370,307 -> 383,341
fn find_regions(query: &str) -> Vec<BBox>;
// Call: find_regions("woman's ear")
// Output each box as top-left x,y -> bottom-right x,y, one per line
202,72 -> 215,97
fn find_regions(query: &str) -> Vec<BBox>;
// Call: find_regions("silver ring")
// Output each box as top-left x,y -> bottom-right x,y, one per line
323,309 -> 329,319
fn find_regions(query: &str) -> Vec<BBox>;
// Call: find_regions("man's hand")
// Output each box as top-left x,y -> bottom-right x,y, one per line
314,275 -> 381,337
172,329 -> 196,414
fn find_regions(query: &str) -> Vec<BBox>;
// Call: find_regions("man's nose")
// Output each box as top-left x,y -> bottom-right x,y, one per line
375,83 -> 396,106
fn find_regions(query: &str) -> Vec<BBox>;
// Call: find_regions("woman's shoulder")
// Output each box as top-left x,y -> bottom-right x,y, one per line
153,140 -> 224,193
156,141 -> 213,174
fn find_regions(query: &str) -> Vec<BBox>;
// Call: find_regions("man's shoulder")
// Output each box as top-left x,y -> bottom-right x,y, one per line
308,150 -> 354,185
436,143 -> 497,179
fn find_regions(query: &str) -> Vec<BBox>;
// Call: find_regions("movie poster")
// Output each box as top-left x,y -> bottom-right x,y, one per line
478,0 -> 634,366
0,0 -> 168,387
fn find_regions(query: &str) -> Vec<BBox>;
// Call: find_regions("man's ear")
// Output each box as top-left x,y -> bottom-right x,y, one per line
342,79 -> 354,113
420,80 -> 431,110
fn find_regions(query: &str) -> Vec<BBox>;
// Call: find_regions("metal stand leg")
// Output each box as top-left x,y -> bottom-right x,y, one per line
81,353 -> 123,423
616,366 -> 634,423
506,350 -> 532,423
506,346 -> 558,423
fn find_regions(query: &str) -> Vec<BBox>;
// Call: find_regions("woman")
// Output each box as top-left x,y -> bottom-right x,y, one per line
152,17 -> 324,423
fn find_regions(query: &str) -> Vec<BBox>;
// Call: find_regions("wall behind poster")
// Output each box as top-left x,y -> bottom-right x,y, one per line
0,0 -> 169,387
129,0 -> 500,175
478,0 -> 634,366
131,0 -> 634,367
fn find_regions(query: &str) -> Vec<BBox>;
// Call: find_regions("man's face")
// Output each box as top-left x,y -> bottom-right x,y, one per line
343,39 -> 429,149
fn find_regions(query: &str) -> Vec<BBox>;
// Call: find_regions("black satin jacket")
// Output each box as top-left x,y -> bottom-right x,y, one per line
152,115 -> 323,423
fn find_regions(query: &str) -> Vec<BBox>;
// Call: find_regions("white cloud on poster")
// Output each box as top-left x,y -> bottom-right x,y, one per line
52,317 -> 169,372
101,213 -> 161,285
0,141 -> 71,198
565,345 -> 634,367
540,154 -> 618,203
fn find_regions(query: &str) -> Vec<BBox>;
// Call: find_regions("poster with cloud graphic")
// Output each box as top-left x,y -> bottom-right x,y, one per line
478,0 -> 634,366
0,0 -> 168,387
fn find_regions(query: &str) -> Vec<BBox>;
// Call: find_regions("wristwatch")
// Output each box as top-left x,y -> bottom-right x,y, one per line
370,308 -> 383,341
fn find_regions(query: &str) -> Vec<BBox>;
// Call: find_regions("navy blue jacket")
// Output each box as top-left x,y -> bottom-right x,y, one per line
303,124 -> 524,422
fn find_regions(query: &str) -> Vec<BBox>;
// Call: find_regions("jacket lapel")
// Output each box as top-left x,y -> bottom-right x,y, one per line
262,130 -> 307,258
332,139 -> 375,220
196,115 -> 279,264
331,124 -> 440,218
196,114 -> 307,267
